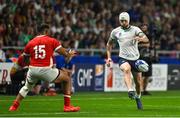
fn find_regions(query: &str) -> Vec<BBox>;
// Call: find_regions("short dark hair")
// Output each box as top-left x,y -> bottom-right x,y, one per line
38,24 -> 50,33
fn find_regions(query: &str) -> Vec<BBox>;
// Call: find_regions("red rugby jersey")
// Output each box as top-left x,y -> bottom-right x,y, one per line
24,35 -> 61,67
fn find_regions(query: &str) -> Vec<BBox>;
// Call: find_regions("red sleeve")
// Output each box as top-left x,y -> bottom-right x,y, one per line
52,38 -> 62,51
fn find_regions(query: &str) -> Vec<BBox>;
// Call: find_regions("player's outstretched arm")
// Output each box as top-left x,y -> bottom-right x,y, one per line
56,47 -> 77,63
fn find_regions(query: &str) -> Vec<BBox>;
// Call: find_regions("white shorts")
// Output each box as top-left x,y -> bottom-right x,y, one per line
26,67 -> 60,84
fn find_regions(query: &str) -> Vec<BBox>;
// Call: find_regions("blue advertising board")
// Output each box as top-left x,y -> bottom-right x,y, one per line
73,64 -> 104,91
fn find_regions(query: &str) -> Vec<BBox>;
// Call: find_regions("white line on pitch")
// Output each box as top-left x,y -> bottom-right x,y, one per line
0,111 -> 90,117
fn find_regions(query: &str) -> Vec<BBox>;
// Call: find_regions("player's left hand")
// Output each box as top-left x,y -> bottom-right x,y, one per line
69,49 -> 78,57
65,49 -> 78,63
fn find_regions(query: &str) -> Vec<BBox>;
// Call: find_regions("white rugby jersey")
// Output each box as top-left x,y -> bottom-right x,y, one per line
109,25 -> 144,60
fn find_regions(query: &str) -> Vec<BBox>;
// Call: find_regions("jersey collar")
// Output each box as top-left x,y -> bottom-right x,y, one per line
36,35 -> 46,37
121,25 -> 131,31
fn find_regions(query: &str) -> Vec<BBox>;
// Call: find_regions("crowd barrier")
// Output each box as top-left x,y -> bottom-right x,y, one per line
1,62 -> 180,92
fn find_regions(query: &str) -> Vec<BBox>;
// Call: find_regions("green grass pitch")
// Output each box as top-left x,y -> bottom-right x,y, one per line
0,91 -> 180,117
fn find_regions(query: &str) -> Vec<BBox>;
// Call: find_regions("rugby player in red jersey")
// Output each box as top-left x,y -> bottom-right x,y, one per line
9,24 -> 80,112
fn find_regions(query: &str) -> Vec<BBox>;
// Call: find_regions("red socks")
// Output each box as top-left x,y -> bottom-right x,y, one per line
13,100 -> 20,107
64,95 -> 71,106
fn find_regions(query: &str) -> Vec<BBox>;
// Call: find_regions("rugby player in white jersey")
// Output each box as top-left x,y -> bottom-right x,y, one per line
106,12 -> 149,110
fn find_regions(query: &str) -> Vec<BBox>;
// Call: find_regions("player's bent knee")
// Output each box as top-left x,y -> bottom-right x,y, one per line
122,67 -> 131,74
61,70 -> 71,81
120,63 -> 131,73
54,71 -> 70,83
63,75 -> 71,82
19,82 -> 34,97
19,86 -> 29,98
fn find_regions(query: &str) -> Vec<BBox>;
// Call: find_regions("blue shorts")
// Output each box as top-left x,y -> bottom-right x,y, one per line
118,57 -> 140,72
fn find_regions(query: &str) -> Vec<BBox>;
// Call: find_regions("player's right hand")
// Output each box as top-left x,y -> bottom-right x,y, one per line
106,58 -> 112,67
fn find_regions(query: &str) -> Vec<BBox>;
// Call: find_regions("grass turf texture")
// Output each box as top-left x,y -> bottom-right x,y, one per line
0,91 -> 180,117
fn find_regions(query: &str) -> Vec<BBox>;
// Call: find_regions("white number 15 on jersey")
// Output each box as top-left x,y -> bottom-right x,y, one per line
33,45 -> 46,59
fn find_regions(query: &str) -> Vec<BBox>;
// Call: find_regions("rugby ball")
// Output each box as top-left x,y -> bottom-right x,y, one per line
135,60 -> 149,72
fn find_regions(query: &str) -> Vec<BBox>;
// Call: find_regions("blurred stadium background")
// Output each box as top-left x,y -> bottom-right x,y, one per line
0,0 -> 180,117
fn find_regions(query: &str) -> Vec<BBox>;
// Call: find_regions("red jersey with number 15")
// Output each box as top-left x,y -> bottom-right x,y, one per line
24,35 -> 61,67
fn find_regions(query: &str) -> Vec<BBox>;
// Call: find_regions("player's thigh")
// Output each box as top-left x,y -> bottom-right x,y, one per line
41,68 -> 60,82
24,70 -> 38,91
28,67 -> 60,83
120,62 -> 131,72
61,68 -> 72,76
54,69 -> 70,83
26,69 -> 38,85
119,58 -> 131,72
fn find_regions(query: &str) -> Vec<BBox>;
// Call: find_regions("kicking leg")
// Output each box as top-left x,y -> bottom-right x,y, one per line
9,80 -> 36,111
